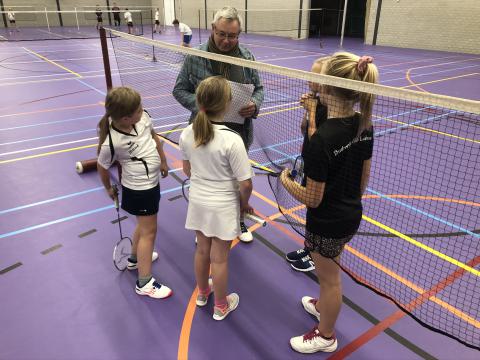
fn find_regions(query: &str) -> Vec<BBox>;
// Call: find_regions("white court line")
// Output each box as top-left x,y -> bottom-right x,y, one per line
0,65 -> 179,87
38,29 -> 73,40
260,54 -> 322,62
0,121 -> 186,157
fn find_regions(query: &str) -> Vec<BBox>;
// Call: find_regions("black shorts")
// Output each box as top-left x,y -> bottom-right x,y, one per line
97,17 -> 103,22
121,183 -> 160,216
127,21 -> 133,27
304,230 -> 354,258
155,20 -> 160,25
9,20 -> 15,24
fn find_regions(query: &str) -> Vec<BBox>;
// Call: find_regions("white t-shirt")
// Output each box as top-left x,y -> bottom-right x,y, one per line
97,111 -> 161,190
155,11 -> 159,21
179,23 -> 192,36
179,124 -> 253,204
124,11 -> 132,23
7,12 -> 15,21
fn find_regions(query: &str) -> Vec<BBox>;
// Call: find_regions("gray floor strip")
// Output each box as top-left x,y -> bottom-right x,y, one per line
78,229 -> 97,238
0,262 -> 22,275
111,216 -> 127,224
41,244 -> 62,255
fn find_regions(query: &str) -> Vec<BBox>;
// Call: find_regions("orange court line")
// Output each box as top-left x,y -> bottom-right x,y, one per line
165,135 -> 477,357
377,55 -> 472,68
404,71 -> 479,90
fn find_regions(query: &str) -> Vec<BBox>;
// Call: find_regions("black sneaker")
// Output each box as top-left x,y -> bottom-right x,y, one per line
286,248 -> 310,263
291,255 -> 315,272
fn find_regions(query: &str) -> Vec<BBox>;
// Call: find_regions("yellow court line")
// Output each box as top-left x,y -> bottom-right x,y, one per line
0,144 -> 97,164
362,214 -> 480,278
402,72 -> 480,89
374,115 -> 480,144
23,47 -> 82,78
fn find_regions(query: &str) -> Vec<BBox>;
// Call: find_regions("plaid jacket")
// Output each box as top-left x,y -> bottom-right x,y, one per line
172,43 -> 264,146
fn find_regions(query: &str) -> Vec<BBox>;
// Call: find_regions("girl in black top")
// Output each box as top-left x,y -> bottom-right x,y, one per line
281,52 -> 378,354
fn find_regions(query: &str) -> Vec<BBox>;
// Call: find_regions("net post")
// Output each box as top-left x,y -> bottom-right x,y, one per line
106,0 -> 112,26
204,0 -> 208,30
150,9 -> 157,62
198,9 -> 201,43
244,0 -> 248,34
297,0 -> 303,39
340,0 -> 348,47
74,7 -> 79,30
99,27 -> 113,91
45,7 -> 50,32
140,11 -> 144,36
0,1 -> 7,28
56,0 -> 63,27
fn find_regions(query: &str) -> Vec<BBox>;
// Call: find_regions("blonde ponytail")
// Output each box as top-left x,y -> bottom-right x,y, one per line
97,114 -> 110,155
192,110 -> 214,146
323,52 -> 379,135
193,76 -> 232,147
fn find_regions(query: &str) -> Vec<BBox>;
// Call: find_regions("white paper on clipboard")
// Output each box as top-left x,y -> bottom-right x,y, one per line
223,81 -> 255,124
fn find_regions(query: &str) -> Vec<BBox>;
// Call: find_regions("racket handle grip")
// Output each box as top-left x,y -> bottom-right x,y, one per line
112,184 -> 119,209
245,213 -> 267,227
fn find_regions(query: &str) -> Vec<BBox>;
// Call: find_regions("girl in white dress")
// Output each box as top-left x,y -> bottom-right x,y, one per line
179,76 -> 254,320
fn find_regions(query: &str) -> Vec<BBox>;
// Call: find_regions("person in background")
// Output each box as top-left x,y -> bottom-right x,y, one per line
154,8 -> 161,34
112,2 -> 121,27
172,19 -> 192,47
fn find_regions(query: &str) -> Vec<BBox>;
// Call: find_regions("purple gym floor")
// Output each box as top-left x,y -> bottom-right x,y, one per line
0,27 -> 479,360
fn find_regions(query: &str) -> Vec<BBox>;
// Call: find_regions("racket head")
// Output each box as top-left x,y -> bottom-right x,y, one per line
182,178 -> 190,202
113,236 -> 132,271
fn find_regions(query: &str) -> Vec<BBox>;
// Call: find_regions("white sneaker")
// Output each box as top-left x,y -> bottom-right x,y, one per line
290,327 -> 338,353
239,222 -> 253,243
135,277 -> 172,299
302,296 -> 320,320
196,278 -> 213,307
127,251 -> 159,270
213,293 -> 239,320
195,236 -> 197,244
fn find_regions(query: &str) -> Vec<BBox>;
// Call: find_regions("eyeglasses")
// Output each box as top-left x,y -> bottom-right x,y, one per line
214,29 -> 240,40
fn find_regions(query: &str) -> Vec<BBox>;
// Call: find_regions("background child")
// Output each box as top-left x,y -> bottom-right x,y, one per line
172,19 -> 192,47
179,76 -> 254,320
124,9 -> 133,34
95,5 -> 103,30
281,52 -> 378,353
154,8 -> 161,34
97,87 -> 172,299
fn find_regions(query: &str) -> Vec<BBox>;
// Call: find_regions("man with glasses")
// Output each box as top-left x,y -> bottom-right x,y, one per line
173,6 -> 264,243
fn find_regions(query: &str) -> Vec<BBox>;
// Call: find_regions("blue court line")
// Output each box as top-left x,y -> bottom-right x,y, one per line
0,187 -> 103,215
0,183 -> 186,240
381,64 -> 480,84
0,114 -> 101,132
0,168 -> 184,216
0,113 -> 190,147
366,188 -> 480,239
372,105 -> 436,123
376,110 -> 457,136
259,153 -> 300,167
0,128 -> 96,146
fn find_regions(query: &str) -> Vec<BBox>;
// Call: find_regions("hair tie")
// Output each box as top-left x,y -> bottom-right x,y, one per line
200,107 -> 207,112
357,56 -> 374,75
